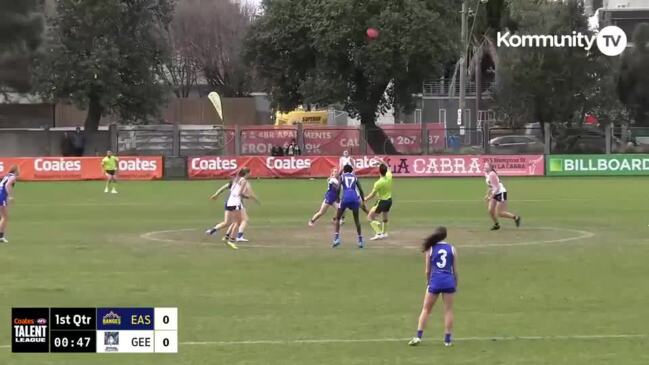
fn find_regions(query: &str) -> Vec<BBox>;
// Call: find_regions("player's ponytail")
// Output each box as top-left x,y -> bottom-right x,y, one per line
422,226 -> 447,252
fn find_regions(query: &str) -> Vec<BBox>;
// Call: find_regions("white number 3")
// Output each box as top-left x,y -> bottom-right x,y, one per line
436,249 -> 448,268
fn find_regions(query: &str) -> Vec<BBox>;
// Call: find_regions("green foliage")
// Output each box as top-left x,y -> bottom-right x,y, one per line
0,0 -> 43,93
618,23 -> 649,125
245,0 -> 459,123
495,0 -> 618,128
35,0 -> 173,129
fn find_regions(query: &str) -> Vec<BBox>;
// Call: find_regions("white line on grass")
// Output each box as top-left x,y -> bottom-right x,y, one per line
0,333 -> 643,350
140,226 -> 595,249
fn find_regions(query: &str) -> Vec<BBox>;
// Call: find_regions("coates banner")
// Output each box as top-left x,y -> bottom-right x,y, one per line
547,154 -> 649,176
187,155 -> 543,179
0,156 -> 163,181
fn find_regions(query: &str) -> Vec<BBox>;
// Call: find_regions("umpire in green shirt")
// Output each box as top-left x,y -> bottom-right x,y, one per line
364,158 -> 393,241
101,150 -> 119,194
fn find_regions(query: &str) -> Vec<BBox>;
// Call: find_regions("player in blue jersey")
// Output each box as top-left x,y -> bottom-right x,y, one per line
332,165 -> 365,248
0,165 -> 19,243
308,168 -> 345,226
409,226 -> 457,347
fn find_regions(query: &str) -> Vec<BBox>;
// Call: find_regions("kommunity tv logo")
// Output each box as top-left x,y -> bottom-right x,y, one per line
497,26 -> 627,56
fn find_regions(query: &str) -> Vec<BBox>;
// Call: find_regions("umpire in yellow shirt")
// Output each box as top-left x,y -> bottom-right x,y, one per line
101,150 -> 119,194
364,158 -> 393,240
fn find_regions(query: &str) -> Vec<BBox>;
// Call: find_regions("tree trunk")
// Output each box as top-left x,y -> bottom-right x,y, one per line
84,93 -> 103,132
361,112 -> 399,155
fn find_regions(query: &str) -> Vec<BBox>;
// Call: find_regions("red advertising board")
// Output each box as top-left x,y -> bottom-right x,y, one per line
303,127 -> 362,155
223,124 -> 447,155
0,156 -> 163,181
187,155 -> 544,179
239,126 -> 298,155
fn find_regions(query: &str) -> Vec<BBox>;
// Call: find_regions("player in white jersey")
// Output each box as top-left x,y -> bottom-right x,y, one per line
339,150 -> 354,171
484,163 -> 521,230
206,168 -> 258,249
0,165 -> 18,243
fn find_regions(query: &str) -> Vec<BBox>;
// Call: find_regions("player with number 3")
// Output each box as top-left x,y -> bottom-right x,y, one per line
408,226 -> 457,347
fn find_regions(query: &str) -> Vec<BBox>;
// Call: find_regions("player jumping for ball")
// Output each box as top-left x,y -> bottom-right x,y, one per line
309,168 -> 345,227
333,165 -> 366,248
364,157 -> 392,240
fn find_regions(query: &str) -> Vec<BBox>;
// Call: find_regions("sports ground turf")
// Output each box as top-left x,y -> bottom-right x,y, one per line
1,177 -> 649,364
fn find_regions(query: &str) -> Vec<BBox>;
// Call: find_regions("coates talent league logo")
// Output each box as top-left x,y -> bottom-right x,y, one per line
11,308 -> 50,353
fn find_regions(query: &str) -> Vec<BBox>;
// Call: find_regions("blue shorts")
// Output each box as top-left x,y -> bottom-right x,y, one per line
427,286 -> 456,294
428,276 -> 456,294
339,200 -> 360,211
0,194 -> 6,207
324,193 -> 338,206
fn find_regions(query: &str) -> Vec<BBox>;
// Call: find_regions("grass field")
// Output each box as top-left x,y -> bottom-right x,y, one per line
2,176 -> 649,365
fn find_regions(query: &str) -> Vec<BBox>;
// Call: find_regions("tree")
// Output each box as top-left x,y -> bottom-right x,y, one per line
159,0 -> 200,98
165,0 -> 255,98
494,0 -> 600,130
618,23 -> 649,126
245,0 -> 459,154
0,0 -> 43,95
35,0 -> 173,131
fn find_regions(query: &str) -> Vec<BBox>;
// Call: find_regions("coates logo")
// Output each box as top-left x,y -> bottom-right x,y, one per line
34,158 -> 82,172
13,318 -> 35,325
118,158 -> 158,172
191,157 -> 238,171
266,157 -> 311,170
0,161 -> 4,172
351,156 -> 382,169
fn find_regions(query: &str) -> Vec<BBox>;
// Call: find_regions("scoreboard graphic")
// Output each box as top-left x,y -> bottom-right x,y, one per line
12,307 -> 177,353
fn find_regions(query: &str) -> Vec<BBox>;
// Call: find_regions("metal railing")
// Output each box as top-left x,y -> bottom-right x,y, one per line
1,123 -> 633,157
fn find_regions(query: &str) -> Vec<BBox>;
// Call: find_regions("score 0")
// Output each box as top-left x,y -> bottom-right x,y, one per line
154,308 -> 177,353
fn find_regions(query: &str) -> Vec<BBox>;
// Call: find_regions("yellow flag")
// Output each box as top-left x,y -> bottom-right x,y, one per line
208,92 -> 223,122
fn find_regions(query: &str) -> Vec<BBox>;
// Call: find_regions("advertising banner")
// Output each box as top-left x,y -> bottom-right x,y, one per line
0,156 -> 163,181
239,127 -> 298,155
547,154 -> 649,176
303,128 -> 362,155
187,155 -> 544,179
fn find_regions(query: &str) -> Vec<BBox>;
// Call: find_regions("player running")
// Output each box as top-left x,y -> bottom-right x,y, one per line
364,158 -> 392,240
206,168 -> 257,249
224,180 -> 257,242
409,226 -> 457,347
0,165 -> 18,243
484,162 -> 521,230
333,165 -> 365,248
308,168 -> 344,227
102,150 -> 119,194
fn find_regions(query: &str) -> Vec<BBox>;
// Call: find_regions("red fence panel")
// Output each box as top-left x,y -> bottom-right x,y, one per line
303,127 -> 362,155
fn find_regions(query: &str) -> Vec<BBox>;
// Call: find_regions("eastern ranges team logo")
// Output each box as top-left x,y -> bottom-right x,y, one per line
102,311 -> 121,326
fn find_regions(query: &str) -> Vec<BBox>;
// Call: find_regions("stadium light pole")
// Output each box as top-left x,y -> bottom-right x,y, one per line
458,0 -> 468,127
